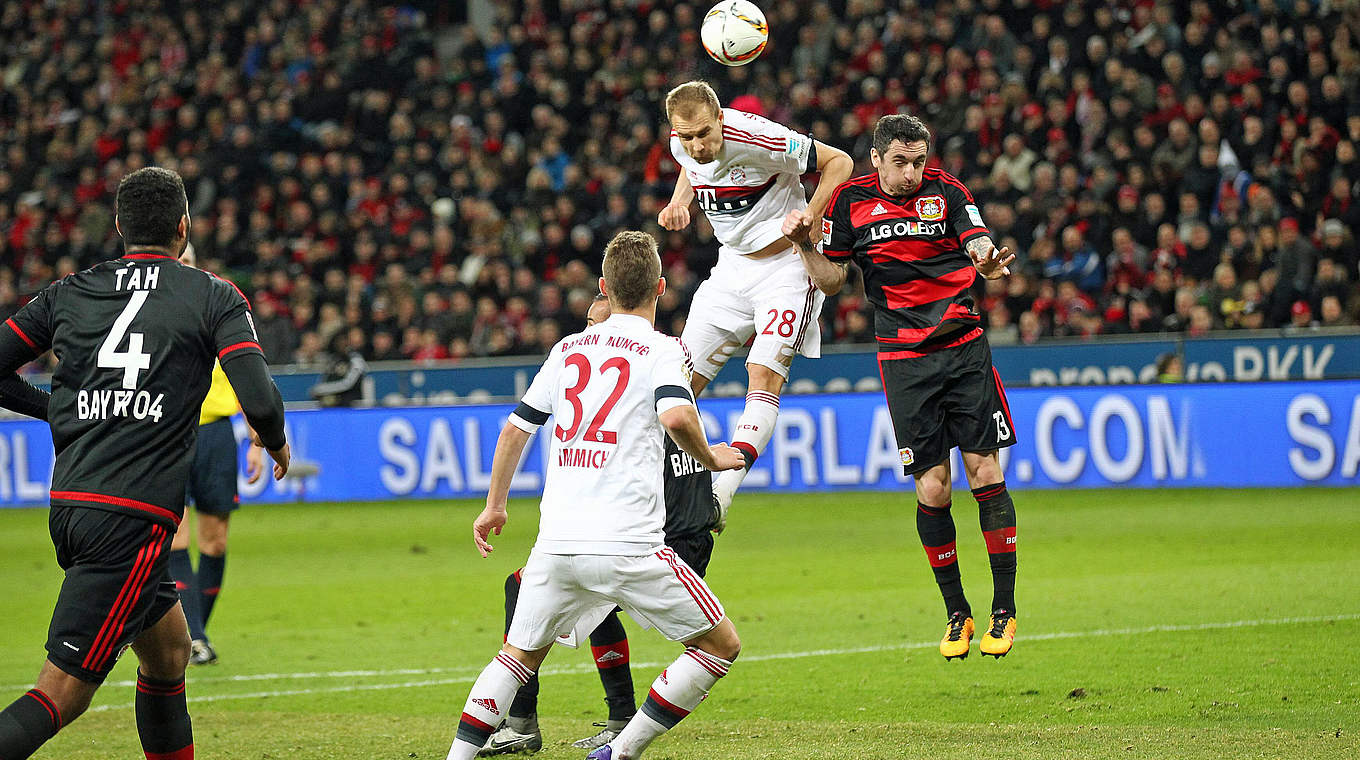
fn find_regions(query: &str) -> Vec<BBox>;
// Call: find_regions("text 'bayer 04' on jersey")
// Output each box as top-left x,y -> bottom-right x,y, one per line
507,313 -> 696,556
822,168 -> 993,352
2,252 -> 263,529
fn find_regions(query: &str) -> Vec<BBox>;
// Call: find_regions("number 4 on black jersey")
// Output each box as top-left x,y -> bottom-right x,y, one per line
2,251 -> 263,528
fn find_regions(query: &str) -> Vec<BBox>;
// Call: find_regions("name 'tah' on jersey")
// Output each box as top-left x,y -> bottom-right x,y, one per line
671,108 -> 817,257
508,314 -> 696,554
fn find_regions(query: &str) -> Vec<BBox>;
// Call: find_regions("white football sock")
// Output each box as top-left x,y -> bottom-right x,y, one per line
713,390 -> 780,509
447,651 -> 533,760
613,648 -> 732,758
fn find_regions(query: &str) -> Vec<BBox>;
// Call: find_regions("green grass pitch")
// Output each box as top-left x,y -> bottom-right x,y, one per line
1,488 -> 1357,759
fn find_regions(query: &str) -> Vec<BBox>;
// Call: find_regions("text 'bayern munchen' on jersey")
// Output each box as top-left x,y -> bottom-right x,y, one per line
3,252 -> 263,528
822,168 -> 992,351
671,108 -> 817,258
507,313 -> 696,555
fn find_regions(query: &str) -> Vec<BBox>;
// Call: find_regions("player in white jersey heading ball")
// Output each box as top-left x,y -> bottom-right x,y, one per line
445,231 -> 745,760
661,81 -> 853,527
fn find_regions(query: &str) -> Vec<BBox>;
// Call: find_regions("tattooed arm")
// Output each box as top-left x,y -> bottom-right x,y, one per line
966,235 -> 1016,280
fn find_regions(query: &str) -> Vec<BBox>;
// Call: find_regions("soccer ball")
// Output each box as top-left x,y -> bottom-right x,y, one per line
701,1 -> 768,66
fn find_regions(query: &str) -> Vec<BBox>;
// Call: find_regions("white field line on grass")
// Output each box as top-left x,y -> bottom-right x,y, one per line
65,612 -> 1360,714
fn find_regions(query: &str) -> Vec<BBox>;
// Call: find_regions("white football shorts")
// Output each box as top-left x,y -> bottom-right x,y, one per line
683,248 -> 824,381
506,547 -> 726,651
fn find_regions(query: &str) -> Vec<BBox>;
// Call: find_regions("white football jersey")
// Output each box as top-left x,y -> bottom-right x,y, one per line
671,108 -> 816,258
508,314 -> 697,555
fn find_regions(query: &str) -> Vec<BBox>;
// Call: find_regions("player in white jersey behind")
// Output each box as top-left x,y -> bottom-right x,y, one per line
445,231 -> 745,760
660,81 -> 853,528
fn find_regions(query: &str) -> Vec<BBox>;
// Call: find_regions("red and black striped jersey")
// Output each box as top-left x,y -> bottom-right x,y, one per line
2,253 -> 262,528
822,168 -> 992,351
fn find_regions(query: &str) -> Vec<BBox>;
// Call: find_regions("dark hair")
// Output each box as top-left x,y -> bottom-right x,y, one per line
872,114 -> 932,155
601,231 -> 661,310
115,167 -> 188,247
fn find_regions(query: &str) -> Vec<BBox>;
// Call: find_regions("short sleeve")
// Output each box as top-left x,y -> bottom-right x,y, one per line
727,111 -> 815,175
653,338 -> 696,415
208,275 -> 264,362
509,345 -> 560,433
4,286 -> 56,358
943,178 -> 991,247
821,184 -> 856,262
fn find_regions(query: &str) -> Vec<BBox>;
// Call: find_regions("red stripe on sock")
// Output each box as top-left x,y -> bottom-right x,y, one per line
684,649 -> 728,678
460,712 -> 496,733
26,689 -> 62,729
144,745 -> 194,760
983,527 -> 1017,554
201,587 -> 220,595
137,677 -> 186,697
923,541 -> 958,568
645,688 -> 691,720
973,484 -> 1006,501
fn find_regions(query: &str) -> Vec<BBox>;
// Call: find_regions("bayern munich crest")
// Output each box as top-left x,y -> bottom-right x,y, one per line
729,166 -> 747,183
915,195 -> 946,221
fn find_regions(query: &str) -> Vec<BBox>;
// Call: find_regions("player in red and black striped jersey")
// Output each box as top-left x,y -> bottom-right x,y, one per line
783,114 -> 1020,661
0,168 -> 290,760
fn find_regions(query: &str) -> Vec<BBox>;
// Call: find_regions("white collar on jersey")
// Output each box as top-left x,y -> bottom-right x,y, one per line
601,313 -> 654,330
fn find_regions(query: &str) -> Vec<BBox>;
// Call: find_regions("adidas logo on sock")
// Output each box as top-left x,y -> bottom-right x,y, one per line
596,650 -> 625,664
471,697 -> 500,715
871,202 -> 889,216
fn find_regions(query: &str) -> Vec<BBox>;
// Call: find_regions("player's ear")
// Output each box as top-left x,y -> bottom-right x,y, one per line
114,217 -> 123,238
870,148 -> 881,169
598,276 -> 608,297
657,276 -> 667,297
177,214 -> 189,239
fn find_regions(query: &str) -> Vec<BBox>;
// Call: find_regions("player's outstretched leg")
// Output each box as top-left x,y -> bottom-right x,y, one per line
974,481 -> 1018,658
711,368 -> 782,519
131,604 -> 195,760
917,500 -> 973,660
573,611 -> 635,749
449,651 -> 537,760
479,572 -> 541,756
590,619 -> 739,760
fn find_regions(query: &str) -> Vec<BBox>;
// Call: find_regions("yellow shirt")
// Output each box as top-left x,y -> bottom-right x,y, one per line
199,360 -> 240,425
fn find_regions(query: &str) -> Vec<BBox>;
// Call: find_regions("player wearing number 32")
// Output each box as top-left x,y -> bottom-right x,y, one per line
661,81 -> 853,529
446,232 -> 746,760
784,114 -> 1021,661
0,167 -> 290,760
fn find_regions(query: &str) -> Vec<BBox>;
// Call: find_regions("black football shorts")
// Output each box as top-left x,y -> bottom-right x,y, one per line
46,507 -> 180,683
878,333 -> 1017,476
666,531 -> 715,578
187,417 -> 241,514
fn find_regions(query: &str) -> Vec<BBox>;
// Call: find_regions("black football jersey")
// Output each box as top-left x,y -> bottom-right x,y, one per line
662,436 -> 714,539
822,168 -> 992,351
3,251 -> 263,528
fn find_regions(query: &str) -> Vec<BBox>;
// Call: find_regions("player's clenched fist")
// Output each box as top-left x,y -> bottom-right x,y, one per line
782,209 -> 816,244
473,505 -> 507,557
658,202 -> 691,230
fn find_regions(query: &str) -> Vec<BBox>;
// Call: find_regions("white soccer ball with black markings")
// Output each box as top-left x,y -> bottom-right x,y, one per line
701,0 -> 768,66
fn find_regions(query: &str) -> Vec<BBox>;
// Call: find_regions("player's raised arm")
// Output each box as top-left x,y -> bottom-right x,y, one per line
659,171 -> 695,231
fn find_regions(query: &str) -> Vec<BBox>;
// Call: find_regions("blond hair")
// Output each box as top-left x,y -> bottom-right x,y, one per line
602,231 -> 661,310
665,81 -> 721,121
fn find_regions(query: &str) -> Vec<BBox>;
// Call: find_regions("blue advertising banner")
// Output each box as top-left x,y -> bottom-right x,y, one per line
265,333 -> 1360,402
3,381 -> 1358,507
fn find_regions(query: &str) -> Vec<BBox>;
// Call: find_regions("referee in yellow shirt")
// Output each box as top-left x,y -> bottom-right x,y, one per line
170,248 -> 266,665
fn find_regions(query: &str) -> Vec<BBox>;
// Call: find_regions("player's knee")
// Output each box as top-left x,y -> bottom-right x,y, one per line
140,635 -> 191,679
745,363 -> 785,394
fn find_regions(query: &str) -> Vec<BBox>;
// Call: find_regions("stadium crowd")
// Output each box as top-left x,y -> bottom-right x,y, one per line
2,0 -> 1359,369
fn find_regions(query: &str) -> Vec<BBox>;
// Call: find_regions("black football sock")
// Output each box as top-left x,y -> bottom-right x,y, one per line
135,672 -> 193,759
916,502 -> 970,617
501,571 -> 538,723
588,610 -> 636,724
168,549 -> 207,642
0,689 -> 63,759
974,482 -> 1018,614
197,552 -> 226,630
